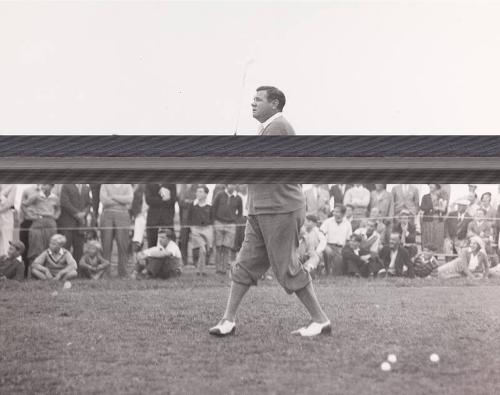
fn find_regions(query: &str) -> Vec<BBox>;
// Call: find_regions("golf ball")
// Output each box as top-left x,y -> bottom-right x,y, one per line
387,354 -> 397,363
430,353 -> 440,363
63,281 -> 72,289
380,362 -> 391,372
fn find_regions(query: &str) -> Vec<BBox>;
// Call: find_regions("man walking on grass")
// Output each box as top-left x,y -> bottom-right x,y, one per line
209,86 -> 330,338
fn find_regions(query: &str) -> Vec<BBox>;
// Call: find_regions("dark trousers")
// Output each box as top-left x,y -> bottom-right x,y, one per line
178,204 -> 190,265
60,228 -> 85,264
20,219 -> 32,278
146,208 -> 175,248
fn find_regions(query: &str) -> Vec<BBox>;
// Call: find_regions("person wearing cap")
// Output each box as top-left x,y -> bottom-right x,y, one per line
78,240 -> 110,280
438,236 -> 489,280
420,184 -> 448,254
444,199 -> 472,260
297,214 -> 326,276
133,228 -> 182,279
0,240 -> 26,281
31,234 -> 77,281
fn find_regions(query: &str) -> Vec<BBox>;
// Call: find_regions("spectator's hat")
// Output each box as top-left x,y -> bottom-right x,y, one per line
9,240 -> 25,254
456,199 -> 470,206
399,209 -> 411,216
306,214 -> 319,224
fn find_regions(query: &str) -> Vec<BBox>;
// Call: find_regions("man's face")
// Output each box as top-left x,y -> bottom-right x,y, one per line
195,188 -> 207,202
304,219 -> 315,231
345,206 -> 353,218
49,239 -> 61,253
227,184 -> 236,194
349,238 -> 360,250
482,194 -> 491,204
400,215 -> 409,224
475,210 -> 485,221
333,207 -> 343,221
252,90 -> 277,122
389,234 -> 400,249
7,245 -> 18,258
88,245 -> 99,257
40,184 -> 53,195
158,234 -> 169,248
375,184 -> 384,191
422,248 -> 433,260
366,221 -> 376,236
370,208 -> 380,219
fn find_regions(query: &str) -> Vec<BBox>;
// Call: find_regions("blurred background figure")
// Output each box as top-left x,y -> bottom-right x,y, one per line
0,184 -> 17,256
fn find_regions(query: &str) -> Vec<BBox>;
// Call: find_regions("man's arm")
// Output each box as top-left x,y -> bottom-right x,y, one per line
111,185 -> 134,205
145,184 -> 164,206
0,185 -> 16,213
31,251 -> 49,274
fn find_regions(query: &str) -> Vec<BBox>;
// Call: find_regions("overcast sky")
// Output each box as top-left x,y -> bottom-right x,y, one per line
1,1 -> 499,135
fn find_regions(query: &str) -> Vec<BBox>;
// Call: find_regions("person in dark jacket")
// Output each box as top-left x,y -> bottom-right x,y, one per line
341,234 -> 372,277
145,184 -> 177,248
57,184 -> 92,264
377,232 -> 414,278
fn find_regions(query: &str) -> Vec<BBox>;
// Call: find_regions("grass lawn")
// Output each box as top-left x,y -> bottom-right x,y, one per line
1,271 -> 500,394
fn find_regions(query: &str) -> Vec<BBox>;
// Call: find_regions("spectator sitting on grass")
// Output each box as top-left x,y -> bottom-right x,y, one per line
31,234 -> 77,281
297,214 -> 326,277
413,244 -> 439,278
133,228 -> 182,280
78,240 -> 110,280
0,241 -> 26,281
438,236 -> 489,280
341,234 -> 372,277
377,232 -> 414,278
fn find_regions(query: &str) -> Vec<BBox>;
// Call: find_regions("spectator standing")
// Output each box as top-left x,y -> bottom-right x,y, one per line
391,184 -> 420,218
89,184 -> 101,225
57,184 -> 91,264
145,183 -> 177,248
420,184 -> 448,253
0,185 -> 16,256
25,184 -> 60,265
212,184 -> 243,274
369,184 -> 394,220
177,184 -> 198,265
130,184 -> 147,252
320,204 -> 352,275
187,185 -> 213,276
305,184 -> 330,222
100,184 -> 133,277
20,185 -> 38,276
343,184 -> 370,230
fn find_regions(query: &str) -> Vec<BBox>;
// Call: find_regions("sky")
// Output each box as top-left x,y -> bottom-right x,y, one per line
1,1 -> 500,135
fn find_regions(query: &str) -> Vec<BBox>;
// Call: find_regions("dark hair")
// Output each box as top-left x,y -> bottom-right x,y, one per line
306,214 -> 319,223
481,192 -> 492,201
196,184 -> 209,194
334,204 -> 347,215
256,86 -> 286,111
350,234 -> 363,243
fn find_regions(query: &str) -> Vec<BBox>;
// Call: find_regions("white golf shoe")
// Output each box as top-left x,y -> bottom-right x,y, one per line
209,319 -> 236,337
291,320 -> 332,337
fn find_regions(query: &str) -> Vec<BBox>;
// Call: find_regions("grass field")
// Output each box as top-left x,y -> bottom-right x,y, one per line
1,270 -> 500,395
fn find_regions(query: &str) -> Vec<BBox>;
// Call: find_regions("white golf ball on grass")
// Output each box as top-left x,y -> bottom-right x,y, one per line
387,354 -> 397,364
380,362 -> 391,372
63,281 -> 72,290
430,353 -> 440,363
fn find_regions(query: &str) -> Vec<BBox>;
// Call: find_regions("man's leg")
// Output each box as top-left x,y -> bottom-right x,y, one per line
115,211 -> 131,278
100,211 -> 113,276
295,282 -> 329,324
222,281 -> 250,322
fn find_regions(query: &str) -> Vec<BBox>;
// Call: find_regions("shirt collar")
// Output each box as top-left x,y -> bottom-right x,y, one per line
259,112 -> 283,132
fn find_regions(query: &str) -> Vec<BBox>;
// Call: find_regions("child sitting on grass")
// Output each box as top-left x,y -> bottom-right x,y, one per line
0,241 -> 26,281
31,234 -> 77,281
413,244 -> 439,278
298,214 -> 327,278
78,240 -> 110,280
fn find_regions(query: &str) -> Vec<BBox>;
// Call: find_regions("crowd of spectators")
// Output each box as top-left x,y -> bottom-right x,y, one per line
1,183 -> 500,282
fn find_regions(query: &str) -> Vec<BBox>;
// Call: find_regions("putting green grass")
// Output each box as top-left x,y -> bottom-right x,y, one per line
1,272 -> 500,394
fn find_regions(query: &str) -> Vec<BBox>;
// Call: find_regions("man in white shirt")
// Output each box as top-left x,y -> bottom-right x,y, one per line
133,228 -> 182,279
321,205 -> 353,275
